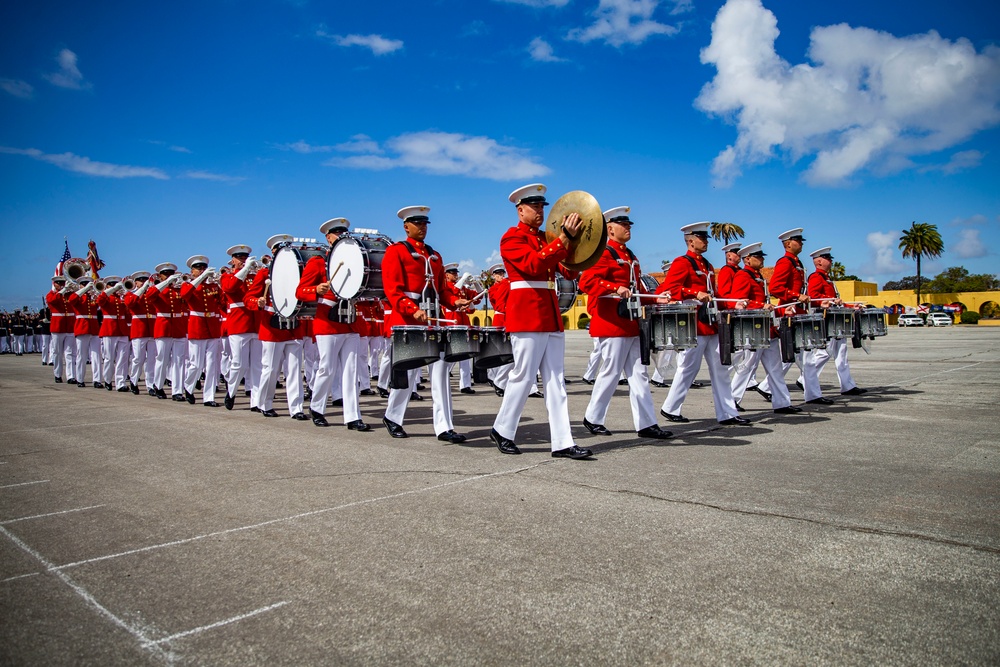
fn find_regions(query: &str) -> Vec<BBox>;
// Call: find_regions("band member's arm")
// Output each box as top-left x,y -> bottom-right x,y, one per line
295,256 -> 329,303
656,260 -> 697,300
382,244 -> 421,318
579,251 -> 627,298
731,271 -> 769,310
501,233 -> 569,277
244,269 -> 269,310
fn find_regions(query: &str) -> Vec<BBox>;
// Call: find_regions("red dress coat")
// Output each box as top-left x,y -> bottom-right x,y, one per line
807,270 -> 838,303
150,285 -> 189,338
500,222 -> 577,333
124,290 -> 158,339
769,252 -> 807,315
488,279 -> 509,329
380,240 -> 459,329
295,255 -> 357,336
656,251 -> 718,336
246,268 -> 301,342
441,281 -> 475,327
96,293 -> 130,337
220,272 -> 258,336
68,293 -> 101,336
180,281 -> 224,339
716,262 -> 741,300
579,240 -> 646,338
46,290 -> 76,334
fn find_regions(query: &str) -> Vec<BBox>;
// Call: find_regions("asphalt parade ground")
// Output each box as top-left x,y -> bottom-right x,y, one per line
1,327 -> 998,666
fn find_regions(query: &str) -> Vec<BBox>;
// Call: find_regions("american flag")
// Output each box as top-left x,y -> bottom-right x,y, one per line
55,238 -> 72,277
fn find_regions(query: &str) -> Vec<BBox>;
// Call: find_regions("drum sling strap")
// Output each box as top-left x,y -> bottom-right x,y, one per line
606,246 -> 651,364
401,241 -> 441,319
678,254 -> 733,365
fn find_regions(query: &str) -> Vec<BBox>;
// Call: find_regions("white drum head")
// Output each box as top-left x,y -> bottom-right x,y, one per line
329,236 -> 365,299
270,248 -> 304,318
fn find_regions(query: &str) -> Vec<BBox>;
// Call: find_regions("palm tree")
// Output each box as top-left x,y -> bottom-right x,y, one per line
899,222 -> 944,305
830,261 -> 846,280
710,222 -> 745,245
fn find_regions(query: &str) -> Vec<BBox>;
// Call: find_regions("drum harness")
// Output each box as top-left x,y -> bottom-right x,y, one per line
605,245 -> 643,321
401,241 -> 442,322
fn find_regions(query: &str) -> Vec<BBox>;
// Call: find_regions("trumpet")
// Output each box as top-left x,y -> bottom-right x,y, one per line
94,279 -> 106,292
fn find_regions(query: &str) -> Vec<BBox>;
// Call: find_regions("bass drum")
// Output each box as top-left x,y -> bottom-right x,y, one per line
555,273 -> 577,314
328,234 -> 391,300
270,243 -> 330,320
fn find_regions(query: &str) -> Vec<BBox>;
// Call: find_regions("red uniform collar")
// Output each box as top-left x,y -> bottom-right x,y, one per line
517,221 -> 545,237
608,239 -> 629,253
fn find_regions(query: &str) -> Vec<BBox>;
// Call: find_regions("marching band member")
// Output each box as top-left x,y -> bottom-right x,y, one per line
379,206 -> 468,441
807,246 -> 866,396
485,264 -> 511,396
354,299 -> 380,395
96,276 -> 131,391
150,262 -> 188,400
220,245 -> 262,411
727,243 -> 800,414
68,277 -> 103,388
180,255 -> 225,406
655,222 -> 748,425
38,305 -> 52,365
125,271 -> 158,395
442,263 -> 479,394
296,220 -> 370,430
579,206 -> 672,440
717,241 -> 756,404
46,275 -> 77,383
247,235 -> 307,419
490,183 -> 592,459
375,297 -> 393,398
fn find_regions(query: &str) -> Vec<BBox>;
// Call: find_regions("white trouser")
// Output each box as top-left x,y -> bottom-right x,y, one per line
226,333 -> 261,400
377,346 -> 392,390
302,336 -> 319,390
356,336 -> 371,390
650,349 -> 676,384
130,337 -> 157,388
493,332 -> 574,451
40,333 -> 52,363
75,334 -> 101,383
259,339 -> 304,414
585,336 -> 657,432
486,362 -> 513,389
52,332 -> 76,380
457,357 -> 472,389
311,333 -> 360,422
154,337 -> 186,394
582,338 -> 602,381
730,342 -> 792,410
220,336 -> 231,377
661,334 -> 740,422
430,357 -> 456,435
758,350 -> 823,401
12,335 -> 25,354
369,337 -> 386,379
813,337 -> 856,393
184,338 -> 222,402
101,336 -> 130,389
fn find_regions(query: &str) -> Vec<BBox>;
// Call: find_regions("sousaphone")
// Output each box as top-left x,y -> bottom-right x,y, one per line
545,191 -> 607,271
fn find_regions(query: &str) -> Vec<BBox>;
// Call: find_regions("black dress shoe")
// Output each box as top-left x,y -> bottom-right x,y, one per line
195,380 -> 202,390
774,406 -> 803,414
155,388 -> 167,399
311,410 -> 330,427
552,445 -> 593,459
650,380 -> 668,388
383,417 -> 408,438
437,430 -> 467,443
807,397 -> 834,405
291,412 -> 309,421
347,419 -> 372,431
106,383 -> 114,391
331,398 -> 343,407
583,418 -> 613,436
164,379 -> 171,387
637,425 -> 673,439
55,377 -> 63,383
459,387 -> 476,394
117,386 -> 130,392
377,387 -> 390,399
795,379 -> 805,390
754,386 -> 772,402
261,408 -> 279,417
490,429 -> 520,455
93,382 -> 104,389
841,387 -> 867,396
359,388 -> 375,396
303,387 -> 313,401
582,378 -> 595,385
690,380 -> 704,388
244,390 -> 251,397
274,380 -> 283,389
719,416 -> 752,426
183,390 -> 195,404
225,393 -> 235,410
171,394 -> 186,402
250,406 -> 261,413
660,410 -> 689,423
410,392 -> 423,401
130,381 -> 139,395
618,379 -> 629,385
735,402 -> 746,412
529,391 -> 543,399
204,401 -> 220,407
68,378 -> 77,385
417,383 -> 427,391
77,382 -> 86,388
494,386 -> 505,397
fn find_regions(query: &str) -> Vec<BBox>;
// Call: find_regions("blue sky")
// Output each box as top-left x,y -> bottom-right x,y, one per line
1,0 -> 998,310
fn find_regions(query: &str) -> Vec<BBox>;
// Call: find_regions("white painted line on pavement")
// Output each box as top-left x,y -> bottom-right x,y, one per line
0,572 -> 40,583
55,461 -> 549,571
884,361 -> 986,387
1,504 -> 105,525
0,480 -> 49,489
143,601 -> 290,646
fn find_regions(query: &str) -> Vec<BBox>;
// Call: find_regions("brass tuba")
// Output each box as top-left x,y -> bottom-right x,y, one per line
63,258 -> 89,282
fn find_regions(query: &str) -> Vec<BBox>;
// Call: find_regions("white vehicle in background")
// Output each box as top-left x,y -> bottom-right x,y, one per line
898,314 -> 924,327
927,313 -> 953,327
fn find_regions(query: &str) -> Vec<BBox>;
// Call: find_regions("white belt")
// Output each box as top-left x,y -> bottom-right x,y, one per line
131,314 -> 153,319
77,315 -> 98,319
189,312 -> 218,318
318,297 -> 337,307
265,306 -> 276,313
494,311 -> 505,315
228,302 -> 245,310
157,313 -> 185,318
510,281 -> 555,290
404,291 -> 421,300
103,315 -> 120,320
384,309 -> 392,315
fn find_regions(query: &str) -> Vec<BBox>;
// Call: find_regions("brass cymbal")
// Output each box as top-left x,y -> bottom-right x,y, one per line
545,191 -> 606,271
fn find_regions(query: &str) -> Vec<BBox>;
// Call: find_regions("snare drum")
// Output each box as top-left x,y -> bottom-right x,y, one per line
647,304 -> 698,351
639,274 -> 660,293
792,313 -> 827,351
555,273 -> 577,314
328,234 -> 391,300
858,308 -> 887,338
390,326 -> 443,372
725,309 -> 772,351
474,326 -> 513,369
824,307 -> 855,340
270,242 -> 331,323
443,325 -> 481,362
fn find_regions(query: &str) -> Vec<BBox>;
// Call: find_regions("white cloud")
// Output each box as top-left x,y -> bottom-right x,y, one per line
496,0 -> 571,7
0,78 -> 33,99
919,149 -> 985,175
696,0 -> 1000,187
169,145 -> 192,154
43,49 -> 90,90
528,37 -> 567,62
864,230 -> 907,275
567,0 -> 681,47
949,214 -> 989,227
316,30 -> 403,56
335,134 -> 383,154
184,170 -> 245,184
325,131 -> 551,181
0,146 -> 167,179
484,249 -> 503,267
274,140 -> 336,154
952,228 -> 987,258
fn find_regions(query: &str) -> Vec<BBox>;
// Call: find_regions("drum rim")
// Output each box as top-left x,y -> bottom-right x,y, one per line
271,247 -> 308,319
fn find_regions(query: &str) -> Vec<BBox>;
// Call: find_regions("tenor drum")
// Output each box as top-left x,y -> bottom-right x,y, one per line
858,308 -> 887,338
647,304 -> 698,351
270,242 -> 331,323
443,325 -> 481,363
555,273 -> 577,314
792,313 -> 827,351
725,309 -> 772,350
390,326 -> 443,372
824,307 -> 855,340
475,326 -> 513,369
328,234 -> 391,300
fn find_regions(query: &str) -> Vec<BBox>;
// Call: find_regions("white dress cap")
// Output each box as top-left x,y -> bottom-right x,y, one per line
778,228 -> 805,241
397,206 -> 431,221
319,218 -> 350,235
738,242 -> 766,258
186,255 -> 210,269
102,275 -> 121,284
265,234 -> 294,251
809,246 -> 834,259
227,244 -> 252,256
131,271 -> 151,280
508,183 -> 548,205
488,263 -> 505,275
721,242 -> 742,253
155,262 -> 178,273
443,262 -> 459,272
680,221 -> 711,235
603,206 -> 631,222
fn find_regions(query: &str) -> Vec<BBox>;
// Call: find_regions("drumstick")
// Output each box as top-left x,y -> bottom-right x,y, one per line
329,260 -> 345,281
428,317 -> 458,324
598,293 -> 670,301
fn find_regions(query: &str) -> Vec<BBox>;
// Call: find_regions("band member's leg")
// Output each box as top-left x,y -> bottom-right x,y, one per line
493,332 -> 547,442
